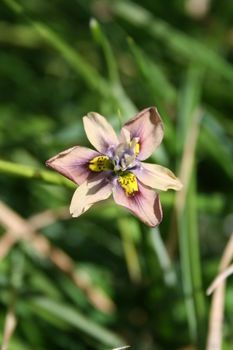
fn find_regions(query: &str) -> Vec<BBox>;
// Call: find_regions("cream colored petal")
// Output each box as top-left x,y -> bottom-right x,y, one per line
70,178 -> 112,218
83,112 -> 119,153
134,163 -> 183,191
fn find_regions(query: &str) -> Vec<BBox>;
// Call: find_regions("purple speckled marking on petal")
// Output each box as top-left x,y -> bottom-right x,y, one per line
46,146 -> 101,185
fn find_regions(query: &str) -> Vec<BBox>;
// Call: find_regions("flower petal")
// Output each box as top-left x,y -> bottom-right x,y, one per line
70,177 -> 113,217
46,146 -> 100,185
83,112 -> 119,153
121,107 -> 163,160
112,181 -> 163,227
133,163 -> 183,191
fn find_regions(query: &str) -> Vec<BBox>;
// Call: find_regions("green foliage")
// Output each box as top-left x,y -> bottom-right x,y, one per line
0,0 -> 233,349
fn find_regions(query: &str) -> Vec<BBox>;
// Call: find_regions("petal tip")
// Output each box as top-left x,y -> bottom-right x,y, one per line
177,180 -> 183,191
45,159 -> 50,167
69,205 -> 78,218
45,157 -> 56,169
45,157 -> 57,170
173,178 -> 183,191
45,155 -> 56,167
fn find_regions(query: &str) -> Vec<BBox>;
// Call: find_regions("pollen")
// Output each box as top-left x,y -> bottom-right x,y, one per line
135,142 -> 140,155
130,139 -> 140,155
89,155 -> 112,172
118,172 -> 138,196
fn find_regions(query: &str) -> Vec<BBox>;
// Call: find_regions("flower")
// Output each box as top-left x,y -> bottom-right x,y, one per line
46,107 -> 182,227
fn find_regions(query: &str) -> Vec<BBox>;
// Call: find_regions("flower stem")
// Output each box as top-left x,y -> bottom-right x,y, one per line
0,159 -> 75,188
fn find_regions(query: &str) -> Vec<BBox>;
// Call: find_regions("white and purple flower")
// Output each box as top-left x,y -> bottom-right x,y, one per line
46,107 -> 182,227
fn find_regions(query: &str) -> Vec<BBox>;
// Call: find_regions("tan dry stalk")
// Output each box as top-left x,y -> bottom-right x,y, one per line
0,201 -> 115,313
166,108 -> 202,256
206,233 -> 233,350
1,305 -> 17,350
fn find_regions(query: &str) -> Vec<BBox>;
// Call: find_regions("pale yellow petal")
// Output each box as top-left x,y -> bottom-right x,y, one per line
70,178 -> 112,217
83,112 -> 119,153
134,163 -> 182,191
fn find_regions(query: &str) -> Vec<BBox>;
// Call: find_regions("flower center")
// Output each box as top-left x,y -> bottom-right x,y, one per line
118,172 -> 138,196
88,139 -> 140,196
113,138 -> 140,172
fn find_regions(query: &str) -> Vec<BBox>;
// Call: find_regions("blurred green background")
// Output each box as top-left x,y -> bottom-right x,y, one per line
0,0 -> 233,349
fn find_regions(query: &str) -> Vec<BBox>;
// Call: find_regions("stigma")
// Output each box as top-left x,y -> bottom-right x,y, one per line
113,138 -> 140,172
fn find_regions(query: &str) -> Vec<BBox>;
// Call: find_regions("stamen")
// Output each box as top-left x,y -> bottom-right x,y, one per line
112,138 -> 140,172
89,156 -> 112,172
130,138 -> 140,155
134,142 -> 140,155
118,172 -> 138,196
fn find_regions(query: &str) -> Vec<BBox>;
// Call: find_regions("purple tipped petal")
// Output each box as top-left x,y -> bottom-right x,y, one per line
112,181 -> 163,227
70,177 -> 113,217
46,146 -> 101,185
133,163 -> 183,191
83,112 -> 119,153
121,107 -> 163,160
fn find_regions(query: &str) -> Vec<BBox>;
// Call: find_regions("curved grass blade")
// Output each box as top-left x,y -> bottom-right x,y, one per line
112,1 -> 233,83
29,297 -> 124,348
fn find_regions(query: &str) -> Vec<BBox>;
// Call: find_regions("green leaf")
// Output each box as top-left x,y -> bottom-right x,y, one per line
113,1 -> 233,83
29,297 -> 124,347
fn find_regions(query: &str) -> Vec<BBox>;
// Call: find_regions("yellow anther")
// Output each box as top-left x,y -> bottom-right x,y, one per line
135,143 -> 140,155
130,139 -> 140,155
89,156 -> 112,172
118,172 -> 138,196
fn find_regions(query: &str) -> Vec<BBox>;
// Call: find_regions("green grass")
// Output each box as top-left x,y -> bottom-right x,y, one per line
0,0 -> 233,349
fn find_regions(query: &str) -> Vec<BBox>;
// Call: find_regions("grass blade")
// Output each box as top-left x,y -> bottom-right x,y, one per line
90,18 -> 137,118
29,297 -> 124,348
112,1 -> 233,83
